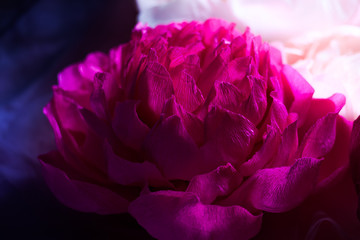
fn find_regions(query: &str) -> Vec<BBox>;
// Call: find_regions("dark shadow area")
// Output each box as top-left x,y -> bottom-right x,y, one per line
0,0 -> 154,239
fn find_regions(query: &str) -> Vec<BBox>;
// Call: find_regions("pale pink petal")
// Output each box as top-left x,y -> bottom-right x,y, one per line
186,163 -> 242,204
39,151 -> 129,214
112,100 -> 150,151
129,191 -> 262,240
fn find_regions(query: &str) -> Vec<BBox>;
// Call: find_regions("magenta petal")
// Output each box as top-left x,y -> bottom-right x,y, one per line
129,191 -> 262,240
203,106 -> 257,166
268,120 -> 298,168
162,97 -> 204,146
58,64 -> 90,92
298,113 -> 337,159
228,57 -> 252,83
282,65 -> 314,126
78,52 -> 110,81
135,61 -> 174,125
175,71 -> 204,112
39,151 -> 129,214
144,115 -> 204,180
198,52 -> 229,98
112,100 -> 150,151
240,75 -> 267,125
186,163 -> 243,204
90,72 -> 109,120
221,157 -> 321,213
239,125 -> 281,176
105,142 -> 167,187
207,81 -> 246,113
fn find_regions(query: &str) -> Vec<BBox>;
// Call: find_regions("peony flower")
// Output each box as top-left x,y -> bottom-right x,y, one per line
40,19 -> 360,239
274,26 -> 360,121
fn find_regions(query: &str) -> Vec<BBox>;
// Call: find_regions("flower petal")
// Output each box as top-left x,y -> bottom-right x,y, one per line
143,115 -> 204,180
135,61 -> 174,125
267,119 -> 298,168
186,163 -> 242,204
239,125 -> 281,176
297,113 -> 337,159
281,65 -> 314,126
39,151 -> 129,214
175,71 -> 204,112
240,75 -> 267,125
221,157 -> 322,213
129,191 -> 262,240
78,52 -> 110,81
105,141 -> 167,187
207,81 -> 246,114
203,106 -> 257,166
112,100 -> 150,151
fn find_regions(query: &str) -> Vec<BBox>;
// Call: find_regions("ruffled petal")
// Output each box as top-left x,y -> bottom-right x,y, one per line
135,61 -> 174,125
39,151 -> 129,214
175,71 -> 204,112
221,157 -> 322,213
143,115 -> 204,180
207,81 -> 246,114
198,51 -> 229,98
78,52 -> 110,81
267,119 -> 298,168
105,142 -> 167,187
58,64 -> 91,93
202,106 -> 257,166
240,75 -> 267,125
239,124 -> 281,176
297,113 -> 337,159
282,65 -> 314,126
162,96 -> 204,146
112,100 -> 150,151
129,191 -> 262,240
186,163 -> 242,204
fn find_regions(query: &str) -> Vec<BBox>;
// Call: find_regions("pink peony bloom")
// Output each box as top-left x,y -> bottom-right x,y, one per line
40,19 -> 360,239
274,26 -> 360,121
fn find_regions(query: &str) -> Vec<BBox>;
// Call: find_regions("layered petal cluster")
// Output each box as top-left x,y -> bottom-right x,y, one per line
40,19 -> 360,239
